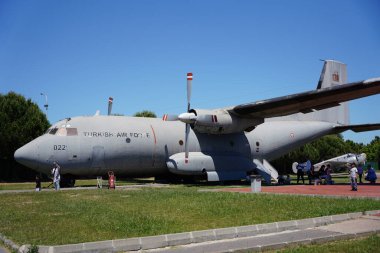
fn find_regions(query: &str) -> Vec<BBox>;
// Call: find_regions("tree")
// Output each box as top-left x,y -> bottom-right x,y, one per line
365,136 -> 380,169
0,92 -> 50,181
133,110 -> 157,118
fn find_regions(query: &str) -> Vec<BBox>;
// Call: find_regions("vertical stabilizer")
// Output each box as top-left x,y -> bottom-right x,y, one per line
316,60 -> 349,125
317,60 -> 347,89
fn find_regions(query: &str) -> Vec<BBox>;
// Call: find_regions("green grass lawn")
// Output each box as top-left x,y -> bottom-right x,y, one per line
0,178 -> 152,191
269,234 -> 380,253
1,187 -> 380,246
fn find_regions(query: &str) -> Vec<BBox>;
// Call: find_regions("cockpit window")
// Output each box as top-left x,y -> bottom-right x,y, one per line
56,128 -> 67,136
48,127 -> 78,136
49,128 -> 58,135
67,128 -> 78,136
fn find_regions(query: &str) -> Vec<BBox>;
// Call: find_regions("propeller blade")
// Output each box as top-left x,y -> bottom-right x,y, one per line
187,73 -> 192,112
185,123 -> 190,163
184,72 -> 193,163
162,114 -> 179,121
108,97 -> 113,116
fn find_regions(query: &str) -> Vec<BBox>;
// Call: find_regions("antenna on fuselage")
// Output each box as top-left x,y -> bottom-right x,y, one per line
108,97 -> 113,116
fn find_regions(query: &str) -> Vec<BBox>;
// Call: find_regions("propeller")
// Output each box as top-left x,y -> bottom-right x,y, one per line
162,73 -> 197,163
184,73 -> 194,163
108,97 -> 113,116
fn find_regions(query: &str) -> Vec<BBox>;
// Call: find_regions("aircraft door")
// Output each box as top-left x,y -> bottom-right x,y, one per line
91,146 -> 105,174
67,137 -> 79,162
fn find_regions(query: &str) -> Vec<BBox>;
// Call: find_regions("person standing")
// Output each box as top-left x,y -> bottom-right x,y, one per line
326,164 -> 332,184
357,165 -> 363,184
349,163 -> 358,191
35,175 -> 41,192
296,165 -> 305,184
307,166 -> 315,185
51,162 -> 61,191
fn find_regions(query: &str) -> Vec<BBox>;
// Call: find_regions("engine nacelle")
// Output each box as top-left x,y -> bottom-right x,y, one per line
190,109 -> 263,134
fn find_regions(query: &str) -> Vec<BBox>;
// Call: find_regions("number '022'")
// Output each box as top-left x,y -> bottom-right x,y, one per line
53,145 -> 66,150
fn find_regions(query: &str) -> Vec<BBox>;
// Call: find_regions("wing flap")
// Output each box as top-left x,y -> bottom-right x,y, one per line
232,78 -> 380,118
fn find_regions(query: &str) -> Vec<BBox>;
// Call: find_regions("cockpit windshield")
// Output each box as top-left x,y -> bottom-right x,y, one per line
47,127 -> 78,136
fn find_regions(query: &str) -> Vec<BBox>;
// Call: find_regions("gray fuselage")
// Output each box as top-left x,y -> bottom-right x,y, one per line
15,115 -> 336,177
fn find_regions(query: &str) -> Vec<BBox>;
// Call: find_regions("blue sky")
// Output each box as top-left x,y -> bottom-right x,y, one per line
1,0 -> 379,144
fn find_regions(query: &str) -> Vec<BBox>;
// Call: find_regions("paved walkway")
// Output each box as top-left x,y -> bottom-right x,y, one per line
0,247 -> 9,253
138,213 -> 380,253
220,184 -> 380,199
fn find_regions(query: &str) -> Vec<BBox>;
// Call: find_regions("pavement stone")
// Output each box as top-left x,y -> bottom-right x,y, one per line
191,229 -> 216,243
320,216 -> 380,234
0,247 -> 9,253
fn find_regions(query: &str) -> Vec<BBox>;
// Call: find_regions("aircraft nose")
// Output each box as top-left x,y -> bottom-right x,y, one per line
14,142 -> 39,169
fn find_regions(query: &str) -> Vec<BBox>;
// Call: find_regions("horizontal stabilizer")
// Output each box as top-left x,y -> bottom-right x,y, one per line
334,123 -> 380,133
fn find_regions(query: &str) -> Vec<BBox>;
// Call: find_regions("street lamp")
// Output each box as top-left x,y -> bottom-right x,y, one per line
40,93 -> 48,118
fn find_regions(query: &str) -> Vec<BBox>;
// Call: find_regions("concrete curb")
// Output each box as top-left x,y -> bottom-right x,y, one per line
4,209 -> 377,253
0,233 -> 20,252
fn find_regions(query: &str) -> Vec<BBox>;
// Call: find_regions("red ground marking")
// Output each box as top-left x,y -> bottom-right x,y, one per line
221,184 -> 380,198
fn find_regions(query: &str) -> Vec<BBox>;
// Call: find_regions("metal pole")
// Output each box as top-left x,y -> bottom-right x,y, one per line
40,92 -> 48,119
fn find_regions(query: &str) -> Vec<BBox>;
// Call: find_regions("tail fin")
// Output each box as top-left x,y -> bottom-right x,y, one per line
315,60 -> 349,125
317,60 -> 347,89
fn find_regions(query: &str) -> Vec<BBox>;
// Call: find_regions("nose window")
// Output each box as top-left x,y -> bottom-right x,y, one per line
49,128 -> 58,135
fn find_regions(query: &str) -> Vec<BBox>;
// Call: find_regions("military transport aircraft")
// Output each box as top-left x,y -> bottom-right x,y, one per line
14,60 -> 380,185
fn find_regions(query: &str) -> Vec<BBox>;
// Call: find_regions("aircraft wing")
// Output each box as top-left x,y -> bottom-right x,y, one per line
230,78 -> 380,118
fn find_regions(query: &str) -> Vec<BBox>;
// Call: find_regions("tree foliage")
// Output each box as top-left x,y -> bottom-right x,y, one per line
0,92 -> 50,180
364,136 -> 380,166
133,110 -> 157,118
272,134 -> 380,174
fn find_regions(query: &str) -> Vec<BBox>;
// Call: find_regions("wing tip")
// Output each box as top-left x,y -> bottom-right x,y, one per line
364,77 -> 380,84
